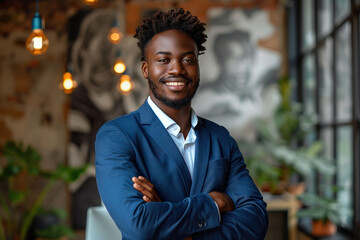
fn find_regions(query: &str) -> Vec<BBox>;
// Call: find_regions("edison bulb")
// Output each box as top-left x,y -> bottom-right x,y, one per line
114,58 -> 126,74
26,29 -> 49,55
120,80 -> 131,92
108,27 -> 123,44
62,72 -> 77,94
83,0 -> 99,6
118,74 -> 132,94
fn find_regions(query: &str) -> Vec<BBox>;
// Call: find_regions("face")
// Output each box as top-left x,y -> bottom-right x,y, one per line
142,29 -> 200,109
223,41 -> 252,87
214,34 -> 253,93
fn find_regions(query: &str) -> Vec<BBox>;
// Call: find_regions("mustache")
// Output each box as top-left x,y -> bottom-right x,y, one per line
159,75 -> 192,83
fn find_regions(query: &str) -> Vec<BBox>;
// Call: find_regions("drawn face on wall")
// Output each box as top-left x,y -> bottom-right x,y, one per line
82,33 -> 118,92
214,30 -> 254,91
72,9 -> 121,95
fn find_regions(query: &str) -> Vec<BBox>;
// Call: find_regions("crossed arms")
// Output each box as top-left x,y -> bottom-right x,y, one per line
95,122 -> 268,240
133,176 -> 235,213
132,176 -> 235,239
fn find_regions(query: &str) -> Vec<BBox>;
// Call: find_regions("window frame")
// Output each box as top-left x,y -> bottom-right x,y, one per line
287,0 -> 360,237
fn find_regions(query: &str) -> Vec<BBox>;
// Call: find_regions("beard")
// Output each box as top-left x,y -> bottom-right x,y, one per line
148,76 -> 200,109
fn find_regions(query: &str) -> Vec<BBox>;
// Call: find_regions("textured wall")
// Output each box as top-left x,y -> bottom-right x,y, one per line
0,0 -> 283,165
0,0 -> 285,233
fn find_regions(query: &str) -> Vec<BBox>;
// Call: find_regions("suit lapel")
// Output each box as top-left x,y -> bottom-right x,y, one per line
190,118 -> 210,195
138,102 -> 192,195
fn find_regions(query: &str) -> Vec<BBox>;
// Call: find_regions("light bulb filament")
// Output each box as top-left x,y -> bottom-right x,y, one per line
61,72 -> 77,94
33,36 -> 43,49
114,61 -> 126,74
118,74 -> 132,93
121,80 -> 131,92
63,79 -> 74,90
108,27 -> 123,44
111,33 -> 120,42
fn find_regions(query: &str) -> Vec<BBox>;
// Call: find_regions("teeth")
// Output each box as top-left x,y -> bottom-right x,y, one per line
165,82 -> 185,86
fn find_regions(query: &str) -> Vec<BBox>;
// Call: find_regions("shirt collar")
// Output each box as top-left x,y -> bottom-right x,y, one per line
147,96 -> 198,132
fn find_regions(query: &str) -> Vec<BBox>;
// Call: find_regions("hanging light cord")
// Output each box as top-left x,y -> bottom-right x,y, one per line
36,0 -> 39,13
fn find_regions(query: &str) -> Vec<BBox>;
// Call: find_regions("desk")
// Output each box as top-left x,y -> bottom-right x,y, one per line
264,192 -> 299,240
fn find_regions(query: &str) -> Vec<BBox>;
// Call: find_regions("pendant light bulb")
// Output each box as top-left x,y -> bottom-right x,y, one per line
108,27 -> 123,45
83,0 -> 99,6
118,74 -> 133,94
26,12 -> 49,55
113,58 -> 126,74
61,72 -> 77,94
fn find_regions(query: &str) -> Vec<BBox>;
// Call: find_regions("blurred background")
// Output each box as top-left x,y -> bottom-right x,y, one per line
0,0 -> 359,239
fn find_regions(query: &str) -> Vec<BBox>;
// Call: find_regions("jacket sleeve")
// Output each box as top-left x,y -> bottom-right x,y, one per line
193,135 -> 269,240
95,123 -> 220,240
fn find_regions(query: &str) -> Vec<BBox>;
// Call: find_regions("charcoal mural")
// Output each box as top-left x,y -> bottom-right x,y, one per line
67,8 -> 146,228
193,8 -> 282,141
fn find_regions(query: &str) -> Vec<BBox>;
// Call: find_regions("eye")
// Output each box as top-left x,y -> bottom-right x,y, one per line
157,58 -> 169,63
183,58 -> 196,64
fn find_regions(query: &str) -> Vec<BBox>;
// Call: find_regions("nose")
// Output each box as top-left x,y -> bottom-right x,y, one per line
168,60 -> 185,75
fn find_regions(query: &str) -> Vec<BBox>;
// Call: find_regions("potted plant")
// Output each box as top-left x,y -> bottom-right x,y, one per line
239,77 -> 334,194
0,140 -> 87,240
297,191 -> 353,237
29,208 -> 75,240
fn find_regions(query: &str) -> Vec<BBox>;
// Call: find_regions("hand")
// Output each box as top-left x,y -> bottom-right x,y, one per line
208,191 -> 235,213
132,176 -> 162,202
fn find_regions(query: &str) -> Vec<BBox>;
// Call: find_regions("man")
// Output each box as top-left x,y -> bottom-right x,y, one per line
95,8 -> 268,240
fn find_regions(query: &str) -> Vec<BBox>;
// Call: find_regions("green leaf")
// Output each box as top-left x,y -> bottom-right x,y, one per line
9,190 -> 26,205
2,141 -> 41,176
297,207 -> 327,220
297,192 -> 353,225
0,164 -> 21,179
49,164 -> 88,183
305,141 -> 323,157
48,208 -> 68,220
35,224 -> 75,238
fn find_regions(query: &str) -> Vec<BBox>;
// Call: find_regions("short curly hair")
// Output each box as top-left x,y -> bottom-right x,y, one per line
134,8 -> 207,61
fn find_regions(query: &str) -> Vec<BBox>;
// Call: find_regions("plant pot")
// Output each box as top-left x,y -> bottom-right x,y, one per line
312,219 -> 337,237
287,182 -> 306,196
29,213 -> 59,240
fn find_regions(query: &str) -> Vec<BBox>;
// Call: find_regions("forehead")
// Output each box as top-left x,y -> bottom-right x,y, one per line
145,29 -> 198,56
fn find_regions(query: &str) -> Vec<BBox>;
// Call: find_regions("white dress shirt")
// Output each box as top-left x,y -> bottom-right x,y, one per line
147,96 -> 221,221
147,97 -> 197,179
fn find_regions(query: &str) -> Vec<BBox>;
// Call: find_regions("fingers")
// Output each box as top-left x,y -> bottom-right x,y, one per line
134,183 -> 156,201
132,176 -> 162,202
133,176 -> 154,191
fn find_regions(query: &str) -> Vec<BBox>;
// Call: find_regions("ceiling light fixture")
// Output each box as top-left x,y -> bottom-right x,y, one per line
26,0 -> 49,55
83,0 -> 99,6
118,72 -> 133,94
108,18 -> 123,45
60,72 -> 77,94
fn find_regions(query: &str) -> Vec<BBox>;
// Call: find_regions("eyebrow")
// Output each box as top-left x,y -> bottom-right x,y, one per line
155,51 -> 197,56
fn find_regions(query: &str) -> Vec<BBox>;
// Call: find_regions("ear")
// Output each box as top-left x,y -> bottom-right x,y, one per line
141,61 -> 148,79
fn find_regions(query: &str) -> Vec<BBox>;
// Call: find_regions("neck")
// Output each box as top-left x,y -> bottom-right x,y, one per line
150,95 -> 192,138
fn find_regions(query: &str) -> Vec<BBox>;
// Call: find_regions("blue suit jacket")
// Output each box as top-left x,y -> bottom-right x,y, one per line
95,101 -> 268,240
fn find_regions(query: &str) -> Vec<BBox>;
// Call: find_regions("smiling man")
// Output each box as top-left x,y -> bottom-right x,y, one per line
95,8 -> 268,240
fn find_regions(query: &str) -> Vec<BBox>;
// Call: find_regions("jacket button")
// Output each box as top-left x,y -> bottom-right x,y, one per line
197,220 -> 206,228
